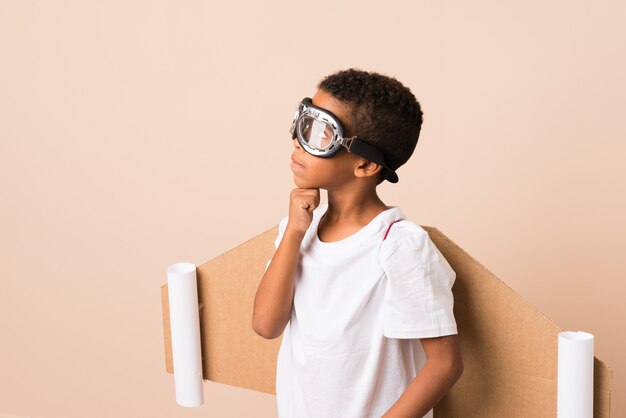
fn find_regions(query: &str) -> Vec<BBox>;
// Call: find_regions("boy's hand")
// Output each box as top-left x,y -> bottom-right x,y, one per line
286,188 -> 320,237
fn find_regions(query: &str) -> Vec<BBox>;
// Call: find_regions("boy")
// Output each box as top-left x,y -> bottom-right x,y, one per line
252,68 -> 463,418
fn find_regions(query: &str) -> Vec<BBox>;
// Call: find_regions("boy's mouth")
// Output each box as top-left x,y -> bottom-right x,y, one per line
291,156 -> 304,167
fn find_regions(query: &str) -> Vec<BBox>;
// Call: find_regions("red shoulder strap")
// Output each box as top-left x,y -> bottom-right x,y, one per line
383,219 -> 403,241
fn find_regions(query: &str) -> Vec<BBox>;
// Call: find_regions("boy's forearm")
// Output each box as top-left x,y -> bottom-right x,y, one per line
381,359 -> 463,418
252,229 -> 303,339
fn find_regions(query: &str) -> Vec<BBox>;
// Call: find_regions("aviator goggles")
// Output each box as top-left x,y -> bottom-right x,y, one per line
289,97 -> 399,183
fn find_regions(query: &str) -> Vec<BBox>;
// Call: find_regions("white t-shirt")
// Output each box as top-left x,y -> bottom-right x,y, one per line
266,203 -> 457,418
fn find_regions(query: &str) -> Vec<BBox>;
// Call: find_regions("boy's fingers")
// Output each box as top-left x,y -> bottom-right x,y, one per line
288,188 -> 321,233
298,198 -> 317,211
291,188 -> 319,197
291,189 -> 319,205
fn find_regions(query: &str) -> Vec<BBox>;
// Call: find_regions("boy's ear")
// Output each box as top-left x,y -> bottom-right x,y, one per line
354,158 -> 383,179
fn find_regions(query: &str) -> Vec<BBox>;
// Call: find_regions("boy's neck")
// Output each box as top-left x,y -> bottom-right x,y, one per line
324,189 -> 389,223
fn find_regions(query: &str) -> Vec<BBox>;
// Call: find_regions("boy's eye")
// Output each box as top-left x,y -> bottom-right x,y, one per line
299,118 -> 333,148
302,120 -> 312,136
319,127 -> 333,147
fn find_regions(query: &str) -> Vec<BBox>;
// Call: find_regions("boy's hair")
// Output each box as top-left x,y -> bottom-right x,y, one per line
317,68 -> 423,184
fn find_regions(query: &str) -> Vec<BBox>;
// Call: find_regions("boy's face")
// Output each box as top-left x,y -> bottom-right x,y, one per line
290,89 -> 371,189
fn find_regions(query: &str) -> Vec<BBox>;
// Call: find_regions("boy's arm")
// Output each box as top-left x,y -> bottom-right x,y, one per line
252,188 -> 320,340
251,227 -> 304,339
382,334 -> 464,418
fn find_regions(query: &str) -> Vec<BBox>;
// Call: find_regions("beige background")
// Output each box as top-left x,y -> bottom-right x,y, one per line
1,0 -> 624,417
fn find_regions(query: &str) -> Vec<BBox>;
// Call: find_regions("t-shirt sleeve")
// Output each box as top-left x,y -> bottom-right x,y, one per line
379,227 -> 458,339
264,215 -> 289,272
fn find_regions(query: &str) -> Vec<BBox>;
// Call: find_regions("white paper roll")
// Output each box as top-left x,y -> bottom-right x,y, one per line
557,331 -> 594,418
167,262 -> 204,407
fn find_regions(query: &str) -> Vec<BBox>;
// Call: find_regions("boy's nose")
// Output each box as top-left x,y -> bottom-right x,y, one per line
292,138 -> 301,149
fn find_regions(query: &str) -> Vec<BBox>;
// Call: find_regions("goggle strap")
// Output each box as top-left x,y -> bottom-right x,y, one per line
349,138 -> 389,167
349,139 -> 399,183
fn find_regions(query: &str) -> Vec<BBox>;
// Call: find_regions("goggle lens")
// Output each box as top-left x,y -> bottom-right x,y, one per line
297,116 -> 334,150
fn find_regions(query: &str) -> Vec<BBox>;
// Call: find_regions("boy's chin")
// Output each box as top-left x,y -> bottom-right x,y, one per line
293,176 -> 337,191
293,176 -> 313,189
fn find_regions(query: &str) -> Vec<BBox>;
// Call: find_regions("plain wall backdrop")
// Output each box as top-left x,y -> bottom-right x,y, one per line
1,0 -> 624,417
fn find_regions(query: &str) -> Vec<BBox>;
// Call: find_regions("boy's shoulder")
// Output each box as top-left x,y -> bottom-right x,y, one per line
380,218 -> 439,265
384,218 -> 429,242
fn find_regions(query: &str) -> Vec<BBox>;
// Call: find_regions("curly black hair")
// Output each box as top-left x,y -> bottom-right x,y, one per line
317,68 -> 423,184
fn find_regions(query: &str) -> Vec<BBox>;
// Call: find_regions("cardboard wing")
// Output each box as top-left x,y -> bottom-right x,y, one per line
161,225 -> 613,417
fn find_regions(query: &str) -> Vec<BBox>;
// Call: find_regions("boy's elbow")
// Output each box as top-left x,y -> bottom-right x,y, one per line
252,324 -> 275,340
434,350 -> 463,385
251,316 -> 271,339
446,337 -> 464,383
251,317 -> 282,340
454,356 -> 464,381
449,353 -> 464,383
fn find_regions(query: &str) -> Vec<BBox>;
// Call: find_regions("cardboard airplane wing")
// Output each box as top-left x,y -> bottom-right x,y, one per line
161,225 -> 612,417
